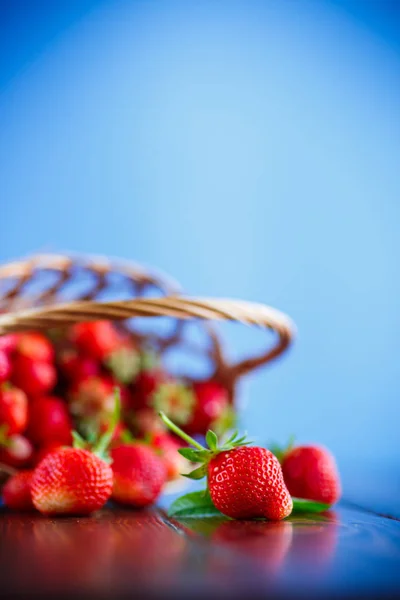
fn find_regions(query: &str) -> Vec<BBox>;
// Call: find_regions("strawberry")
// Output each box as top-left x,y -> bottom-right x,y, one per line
152,381 -> 195,426
11,355 -> 56,397
58,348 -> 100,382
0,385 -> 28,435
161,413 -> 293,521
69,321 -> 121,361
3,470 -> 34,511
31,447 -> 113,516
105,341 -> 140,385
28,396 -> 72,446
0,350 -> 12,383
0,386 -> 27,435
281,445 -> 341,506
0,434 -> 34,468
15,332 -> 54,363
131,366 -> 167,410
30,389 -> 120,516
131,408 -> 166,437
185,380 -> 231,435
111,443 -> 166,507
68,375 -> 116,420
149,432 -> 187,481
0,334 -> 17,356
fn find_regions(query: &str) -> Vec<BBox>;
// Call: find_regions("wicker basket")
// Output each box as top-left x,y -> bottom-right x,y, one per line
0,254 -> 295,484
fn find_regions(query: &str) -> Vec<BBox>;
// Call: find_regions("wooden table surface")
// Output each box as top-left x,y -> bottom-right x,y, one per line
1,485 -> 400,600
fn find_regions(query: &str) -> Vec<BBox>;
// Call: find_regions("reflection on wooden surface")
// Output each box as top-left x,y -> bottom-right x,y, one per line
0,503 -> 400,599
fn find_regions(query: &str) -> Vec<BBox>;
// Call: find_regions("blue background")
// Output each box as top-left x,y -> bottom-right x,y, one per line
1,0 -> 399,504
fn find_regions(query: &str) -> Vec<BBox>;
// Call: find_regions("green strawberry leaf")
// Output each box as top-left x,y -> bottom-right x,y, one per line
182,464 -> 208,480
168,490 -> 225,519
292,497 -> 330,513
205,430 -> 218,451
178,447 -> 206,462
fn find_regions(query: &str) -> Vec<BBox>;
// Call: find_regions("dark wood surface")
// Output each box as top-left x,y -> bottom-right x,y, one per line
1,491 -> 400,600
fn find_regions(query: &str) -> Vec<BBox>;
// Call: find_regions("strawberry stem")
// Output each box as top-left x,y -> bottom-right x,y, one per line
159,411 -> 205,451
94,387 -> 121,458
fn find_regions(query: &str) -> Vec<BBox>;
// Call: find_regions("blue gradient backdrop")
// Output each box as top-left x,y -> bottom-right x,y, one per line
1,1 -> 399,493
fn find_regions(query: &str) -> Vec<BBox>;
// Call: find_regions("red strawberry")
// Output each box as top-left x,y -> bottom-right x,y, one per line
69,321 -> 121,361
132,367 -> 167,409
281,445 -> 341,506
3,470 -> 34,511
28,396 -> 72,446
132,408 -> 166,437
15,332 -> 54,363
111,443 -> 166,507
0,334 -> 17,356
0,434 -> 34,468
0,385 -> 28,435
0,350 -> 12,383
11,355 -> 56,397
161,413 -> 293,521
30,389 -> 121,516
185,380 -> 230,435
58,348 -> 100,382
150,432 -> 186,481
31,447 -> 113,516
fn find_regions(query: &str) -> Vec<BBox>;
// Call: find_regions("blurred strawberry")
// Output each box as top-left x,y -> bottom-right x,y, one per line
28,396 -> 72,446
98,421 -> 131,447
58,348 -> 100,382
15,332 -> 54,363
3,470 -> 35,511
0,385 -> 28,435
131,357 -> 169,410
0,350 -> 12,383
68,375 -> 116,421
69,321 -> 121,361
0,334 -> 17,356
150,432 -> 187,481
105,341 -> 140,385
11,356 -> 56,397
184,380 -> 231,435
152,382 -> 195,425
111,443 -> 166,507
131,408 -> 166,437
0,433 -> 34,468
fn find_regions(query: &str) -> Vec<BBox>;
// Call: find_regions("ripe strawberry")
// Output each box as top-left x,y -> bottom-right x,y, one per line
111,443 -> 166,507
149,432 -> 186,481
131,366 -> 167,410
0,434 -> 34,468
281,445 -> 341,506
30,389 -> 121,516
28,396 -> 72,446
0,385 -> 28,435
31,447 -> 113,516
3,470 -> 34,511
185,380 -> 231,435
15,332 -> 54,363
58,348 -> 100,382
0,334 -> 17,356
161,413 -> 293,521
0,350 -> 12,383
69,321 -> 121,361
11,355 -> 56,397
131,408 -> 166,436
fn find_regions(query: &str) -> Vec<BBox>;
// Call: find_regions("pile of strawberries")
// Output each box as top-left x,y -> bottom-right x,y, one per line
0,320 -> 342,520
0,321 -> 233,514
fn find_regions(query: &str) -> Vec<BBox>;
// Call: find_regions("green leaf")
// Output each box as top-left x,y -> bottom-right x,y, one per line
292,497 -> 331,513
168,490 -> 225,519
182,464 -> 207,480
205,430 -> 218,451
72,430 -> 87,449
178,447 -> 205,462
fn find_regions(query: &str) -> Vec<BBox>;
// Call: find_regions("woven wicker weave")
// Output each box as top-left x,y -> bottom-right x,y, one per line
0,254 -> 295,401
